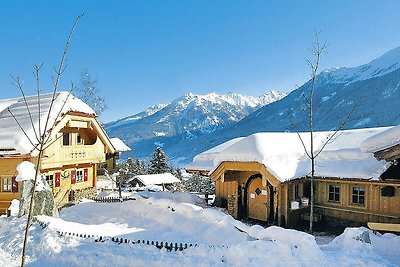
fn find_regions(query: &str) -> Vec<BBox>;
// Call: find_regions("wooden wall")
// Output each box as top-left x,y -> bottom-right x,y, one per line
42,163 -> 97,206
0,157 -> 33,214
314,179 -> 400,225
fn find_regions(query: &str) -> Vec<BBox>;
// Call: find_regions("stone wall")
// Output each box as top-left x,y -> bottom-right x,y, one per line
227,194 -> 237,217
70,187 -> 97,203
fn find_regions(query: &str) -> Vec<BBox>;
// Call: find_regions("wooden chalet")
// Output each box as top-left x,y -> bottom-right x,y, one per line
186,127 -> 400,229
0,92 -> 115,214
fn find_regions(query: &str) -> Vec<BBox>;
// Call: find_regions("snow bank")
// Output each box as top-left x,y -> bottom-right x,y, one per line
323,227 -> 400,266
8,199 -> 20,216
1,196 -> 399,266
16,161 -> 38,182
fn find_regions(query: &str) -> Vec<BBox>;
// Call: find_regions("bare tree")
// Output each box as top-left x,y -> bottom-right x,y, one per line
7,15 -> 84,267
76,70 -> 107,115
290,31 -> 356,234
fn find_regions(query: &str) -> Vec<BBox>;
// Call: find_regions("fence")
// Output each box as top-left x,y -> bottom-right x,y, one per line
36,219 -> 227,252
88,196 -> 136,203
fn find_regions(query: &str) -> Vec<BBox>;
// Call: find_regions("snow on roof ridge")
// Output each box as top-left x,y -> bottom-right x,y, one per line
361,125 -> 399,153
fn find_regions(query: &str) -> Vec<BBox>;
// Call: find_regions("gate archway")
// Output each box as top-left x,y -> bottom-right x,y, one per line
244,174 -> 274,223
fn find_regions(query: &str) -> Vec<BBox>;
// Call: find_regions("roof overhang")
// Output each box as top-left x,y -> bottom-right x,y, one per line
210,161 -> 281,187
374,143 -> 400,161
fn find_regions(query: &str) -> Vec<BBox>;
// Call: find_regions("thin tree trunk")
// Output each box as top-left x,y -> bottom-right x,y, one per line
21,147 -> 44,267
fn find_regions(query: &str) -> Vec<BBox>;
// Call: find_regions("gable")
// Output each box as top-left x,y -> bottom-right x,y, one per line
43,112 -> 115,156
211,161 -> 280,187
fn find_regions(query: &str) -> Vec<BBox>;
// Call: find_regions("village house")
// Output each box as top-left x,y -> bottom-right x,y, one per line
126,173 -> 181,191
186,126 -> 400,229
0,92 -> 115,214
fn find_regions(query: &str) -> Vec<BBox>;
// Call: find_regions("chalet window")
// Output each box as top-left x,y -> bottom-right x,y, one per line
2,178 -> 12,192
294,184 -> 299,199
352,186 -> 365,205
63,132 -> 71,146
328,185 -> 340,202
381,186 -> 395,197
45,175 -> 54,188
77,134 -> 83,145
76,170 -> 83,183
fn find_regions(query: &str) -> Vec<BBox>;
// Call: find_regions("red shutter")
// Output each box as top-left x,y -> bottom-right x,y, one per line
84,168 -> 88,182
12,176 -> 18,193
55,172 -> 61,187
71,170 -> 76,184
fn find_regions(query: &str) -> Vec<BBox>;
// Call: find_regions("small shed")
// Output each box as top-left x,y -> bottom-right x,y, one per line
127,173 -> 180,191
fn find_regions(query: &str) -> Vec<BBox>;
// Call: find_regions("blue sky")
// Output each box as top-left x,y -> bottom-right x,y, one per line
1,1 -> 400,122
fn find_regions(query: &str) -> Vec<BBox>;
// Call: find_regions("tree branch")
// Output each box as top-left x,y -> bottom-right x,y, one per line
10,75 -> 40,144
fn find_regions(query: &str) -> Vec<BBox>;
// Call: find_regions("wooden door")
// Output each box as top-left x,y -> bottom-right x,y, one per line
247,177 -> 269,221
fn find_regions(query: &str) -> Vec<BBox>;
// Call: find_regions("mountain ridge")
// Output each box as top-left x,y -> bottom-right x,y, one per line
105,90 -> 286,158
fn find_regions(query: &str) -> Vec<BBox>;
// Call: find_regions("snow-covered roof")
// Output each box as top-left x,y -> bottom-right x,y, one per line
128,173 -> 181,186
110,138 -> 131,152
0,91 -> 95,156
189,127 -> 392,182
361,125 -> 400,153
186,137 -> 244,171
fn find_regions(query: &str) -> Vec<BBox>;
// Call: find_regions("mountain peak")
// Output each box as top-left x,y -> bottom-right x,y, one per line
322,45 -> 400,85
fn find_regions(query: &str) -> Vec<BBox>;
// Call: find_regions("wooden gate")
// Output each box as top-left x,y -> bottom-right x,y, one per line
247,177 -> 269,221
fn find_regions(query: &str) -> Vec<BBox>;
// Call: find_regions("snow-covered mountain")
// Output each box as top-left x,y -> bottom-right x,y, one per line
106,46 -> 400,164
321,45 -> 400,85
158,46 -> 400,164
105,90 -> 286,158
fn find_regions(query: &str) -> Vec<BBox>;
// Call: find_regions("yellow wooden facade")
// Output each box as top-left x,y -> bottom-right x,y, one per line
0,112 -> 115,214
210,161 -> 400,228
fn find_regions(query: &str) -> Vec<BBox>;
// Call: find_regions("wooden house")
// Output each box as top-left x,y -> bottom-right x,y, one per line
0,92 -> 115,214
186,127 -> 400,229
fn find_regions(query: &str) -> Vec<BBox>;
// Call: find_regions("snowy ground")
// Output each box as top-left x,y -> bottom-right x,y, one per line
1,191 -> 399,266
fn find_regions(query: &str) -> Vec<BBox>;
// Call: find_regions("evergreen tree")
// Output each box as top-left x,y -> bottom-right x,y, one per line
149,147 -> 172,174
184,174 -> 215,194
174,167 -> 183,180
135,158 -> 148,175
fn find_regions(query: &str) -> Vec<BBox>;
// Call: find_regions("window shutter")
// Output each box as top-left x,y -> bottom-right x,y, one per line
55,172 -> 61,187
84,168 -> 88,182
12,176 -> 18,193
71,170 -> 76,184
